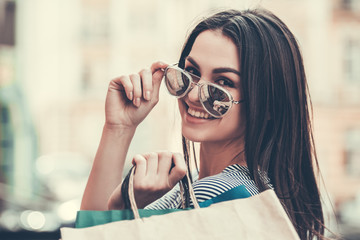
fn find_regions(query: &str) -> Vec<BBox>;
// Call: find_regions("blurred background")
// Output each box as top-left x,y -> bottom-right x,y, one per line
0,0 -> 359,239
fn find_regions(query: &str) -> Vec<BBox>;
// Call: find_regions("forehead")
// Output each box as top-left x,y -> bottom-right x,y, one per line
188,30 -> 240,71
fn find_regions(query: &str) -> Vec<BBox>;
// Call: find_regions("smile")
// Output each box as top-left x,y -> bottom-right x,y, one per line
187,108 -> 211,119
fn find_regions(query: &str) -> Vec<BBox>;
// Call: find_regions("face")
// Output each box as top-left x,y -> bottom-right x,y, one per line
178,30 -> 246,143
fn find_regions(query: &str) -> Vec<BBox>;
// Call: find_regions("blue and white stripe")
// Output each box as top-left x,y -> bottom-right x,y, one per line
145,164 -> 272,210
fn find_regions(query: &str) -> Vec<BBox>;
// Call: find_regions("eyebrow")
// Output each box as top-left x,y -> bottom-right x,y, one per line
186,56 -> 241,76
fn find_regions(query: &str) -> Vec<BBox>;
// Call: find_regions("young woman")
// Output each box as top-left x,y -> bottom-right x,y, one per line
81,8 -> 326,240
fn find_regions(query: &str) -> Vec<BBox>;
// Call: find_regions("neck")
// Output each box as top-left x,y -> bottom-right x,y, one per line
198,137 -> 246,179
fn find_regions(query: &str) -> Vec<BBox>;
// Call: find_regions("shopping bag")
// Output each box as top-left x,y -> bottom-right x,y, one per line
61,168 -> 300,240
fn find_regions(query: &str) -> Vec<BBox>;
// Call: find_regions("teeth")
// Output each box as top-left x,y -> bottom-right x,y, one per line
187,108 -> 211,119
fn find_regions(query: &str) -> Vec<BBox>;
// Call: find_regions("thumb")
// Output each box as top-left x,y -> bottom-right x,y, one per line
168,153 -> 187,188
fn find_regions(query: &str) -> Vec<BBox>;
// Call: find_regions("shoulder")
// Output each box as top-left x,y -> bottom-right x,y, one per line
193,164 -> 264,201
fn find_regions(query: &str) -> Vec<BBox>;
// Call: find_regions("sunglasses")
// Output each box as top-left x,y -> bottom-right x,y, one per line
164,64 -> 244,118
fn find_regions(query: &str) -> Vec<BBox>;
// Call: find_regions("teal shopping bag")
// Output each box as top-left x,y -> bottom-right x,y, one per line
75,208 -> 186,228
75,184 -> 251,228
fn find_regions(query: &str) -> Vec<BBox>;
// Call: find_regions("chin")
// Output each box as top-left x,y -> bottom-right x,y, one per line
181,128 -> 204,143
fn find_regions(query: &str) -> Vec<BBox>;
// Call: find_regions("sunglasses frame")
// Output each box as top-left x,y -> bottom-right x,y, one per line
164,63 -> 244,118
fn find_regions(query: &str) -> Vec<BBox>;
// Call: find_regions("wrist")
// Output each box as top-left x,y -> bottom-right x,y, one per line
101,123 -> 137,143
103,123 -> 136,135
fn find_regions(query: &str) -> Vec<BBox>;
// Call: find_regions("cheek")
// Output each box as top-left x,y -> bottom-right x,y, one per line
221,110 -> 246,138
221,101 -> 247,137
177,99 -> 185,115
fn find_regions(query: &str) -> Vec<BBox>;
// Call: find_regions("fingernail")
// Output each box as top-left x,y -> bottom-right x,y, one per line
134,97 -> 141,107
129,91 -> 133,100
145,91 -> 151,100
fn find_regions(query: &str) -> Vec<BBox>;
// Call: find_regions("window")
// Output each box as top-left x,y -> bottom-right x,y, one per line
345,128 -> 360,177
341,0 -> 360,12
0,0 -> 16,46
81,59 -> 108,93
344,38 -> 360,84
81,7 -> 109,43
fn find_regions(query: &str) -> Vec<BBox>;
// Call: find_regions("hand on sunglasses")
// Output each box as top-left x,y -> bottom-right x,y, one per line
104,61 -> 169,129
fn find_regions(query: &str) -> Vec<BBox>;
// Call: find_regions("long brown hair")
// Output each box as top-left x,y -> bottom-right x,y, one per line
179,9 -> 325,239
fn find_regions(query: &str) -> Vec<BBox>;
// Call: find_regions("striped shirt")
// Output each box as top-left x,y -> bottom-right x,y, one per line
145,164 -> 272,210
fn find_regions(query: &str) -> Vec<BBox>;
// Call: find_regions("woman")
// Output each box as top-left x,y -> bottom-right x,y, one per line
81,8 -> 325,239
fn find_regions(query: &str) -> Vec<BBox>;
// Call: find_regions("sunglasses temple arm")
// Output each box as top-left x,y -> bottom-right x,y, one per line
233,99 -> 245,104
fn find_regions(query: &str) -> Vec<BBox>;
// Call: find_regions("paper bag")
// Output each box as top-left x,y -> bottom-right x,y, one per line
61,168 -> 300,240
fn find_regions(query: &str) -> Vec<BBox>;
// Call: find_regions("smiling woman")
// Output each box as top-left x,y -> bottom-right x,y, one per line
80,8 -> 327,240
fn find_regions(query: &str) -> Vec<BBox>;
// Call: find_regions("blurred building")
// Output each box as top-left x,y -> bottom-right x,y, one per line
0,0 -> 39,211
309,0 -> 360,206
314,0 -> 360,229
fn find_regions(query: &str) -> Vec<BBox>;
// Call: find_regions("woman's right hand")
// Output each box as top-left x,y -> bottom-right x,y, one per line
107,152 -> 187,210
105,61 -> 168,129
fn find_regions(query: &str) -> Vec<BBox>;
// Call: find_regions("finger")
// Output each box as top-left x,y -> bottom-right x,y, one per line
150,61 -> 168,86
130,74 -> 142,107
168,153 -> 187,188
157,151 -> 173,178
143,152 -> 158,177
132,154 -> 147,177
150,61 -> 168,75
110,75 -> 133,101
148,62 -> 168,104
139,68 -> 153,101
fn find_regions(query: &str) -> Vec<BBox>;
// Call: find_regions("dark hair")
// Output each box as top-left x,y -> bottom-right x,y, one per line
179,9 -> 325,240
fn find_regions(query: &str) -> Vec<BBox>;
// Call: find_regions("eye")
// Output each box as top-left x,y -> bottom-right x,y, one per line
185,66 -> 200,76
216,78 -> 235,88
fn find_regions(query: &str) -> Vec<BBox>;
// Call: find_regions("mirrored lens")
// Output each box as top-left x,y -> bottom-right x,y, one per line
165,68 -> 190,97
200,85 -> 232,117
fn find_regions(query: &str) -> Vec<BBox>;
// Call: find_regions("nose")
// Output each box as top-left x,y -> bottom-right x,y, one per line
187,83 -> 200,102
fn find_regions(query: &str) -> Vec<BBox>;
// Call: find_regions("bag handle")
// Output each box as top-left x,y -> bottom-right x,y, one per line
128,167 -> 200,219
